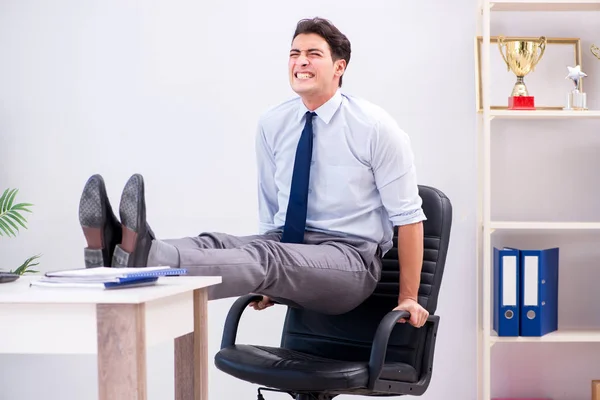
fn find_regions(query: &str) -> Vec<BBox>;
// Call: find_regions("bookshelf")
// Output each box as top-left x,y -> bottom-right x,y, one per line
489,221 -> 600,230
488,1 -> 600,12
485,0 -> 600,12
491,329 -> 600,344
490,109 -> 600,119
476,1 -> 600,399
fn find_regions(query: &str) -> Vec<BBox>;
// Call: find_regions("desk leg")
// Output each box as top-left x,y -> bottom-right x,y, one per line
175,288 -> 208,400
97,303 -> 147,400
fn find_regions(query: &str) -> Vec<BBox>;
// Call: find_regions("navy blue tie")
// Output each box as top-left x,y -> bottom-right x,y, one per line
281,111 -> 317,243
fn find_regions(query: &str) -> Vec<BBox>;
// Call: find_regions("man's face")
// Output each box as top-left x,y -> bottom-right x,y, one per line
288,33 -> 344,99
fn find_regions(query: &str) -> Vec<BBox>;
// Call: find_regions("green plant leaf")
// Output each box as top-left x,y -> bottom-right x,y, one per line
0,188 -> 10,210
6,210 -> 27,229
0,188 -> 33,238
0,219 -> 14,236
11,254 -> 41,275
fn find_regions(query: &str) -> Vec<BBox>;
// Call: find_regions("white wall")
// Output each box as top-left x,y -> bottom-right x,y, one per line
0,1 -> 477,399
484,11 -> 600,400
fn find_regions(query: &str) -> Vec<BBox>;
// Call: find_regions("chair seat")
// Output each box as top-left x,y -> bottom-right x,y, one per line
214,344 -> 419,392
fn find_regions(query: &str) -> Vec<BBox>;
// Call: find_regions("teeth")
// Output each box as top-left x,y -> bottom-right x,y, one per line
296,72 -> 314,79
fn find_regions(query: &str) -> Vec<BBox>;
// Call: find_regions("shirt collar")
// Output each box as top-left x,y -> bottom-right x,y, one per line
296,89 -> 342,124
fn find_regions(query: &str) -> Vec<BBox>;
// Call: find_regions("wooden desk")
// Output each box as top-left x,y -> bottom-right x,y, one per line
0,275 -> 221,400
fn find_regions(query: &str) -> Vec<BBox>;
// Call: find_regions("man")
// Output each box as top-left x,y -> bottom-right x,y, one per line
77,17 -> 429,327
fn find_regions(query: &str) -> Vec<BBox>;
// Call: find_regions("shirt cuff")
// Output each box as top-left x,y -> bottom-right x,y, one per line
390,209 -> 427,226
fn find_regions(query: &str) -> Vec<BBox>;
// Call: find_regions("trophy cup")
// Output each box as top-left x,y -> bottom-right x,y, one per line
592,44 -> 600,60
497,36 -> 547,110
564,65 -> 587,110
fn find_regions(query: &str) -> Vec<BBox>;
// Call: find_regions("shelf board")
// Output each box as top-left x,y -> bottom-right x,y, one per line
489,221 -> 600,230
489,109 -> 600,119
491,329 -> 600,343
490,1 -> 600,11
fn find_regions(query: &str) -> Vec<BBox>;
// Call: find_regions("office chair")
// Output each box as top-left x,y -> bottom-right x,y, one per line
214,185 -> 452,399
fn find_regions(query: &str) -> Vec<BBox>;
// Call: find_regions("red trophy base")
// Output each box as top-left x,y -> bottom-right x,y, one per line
508,96 -> 535,110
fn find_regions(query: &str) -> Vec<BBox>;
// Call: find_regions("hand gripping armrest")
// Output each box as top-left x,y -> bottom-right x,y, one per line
367,310 -> 440,390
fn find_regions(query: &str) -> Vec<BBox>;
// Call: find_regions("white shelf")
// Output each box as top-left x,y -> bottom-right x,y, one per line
490,0 -> 600,11
490,329 -> 600,344
489,109 -> 600,119
478,1 -> 600,398
489,221 -> 600,230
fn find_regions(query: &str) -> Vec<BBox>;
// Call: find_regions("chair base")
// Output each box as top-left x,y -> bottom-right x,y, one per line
295,394 -> 334,400
257,387 -> 335,400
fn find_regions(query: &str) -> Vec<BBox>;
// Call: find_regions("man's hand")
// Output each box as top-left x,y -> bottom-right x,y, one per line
249,295 -> 274,310
393,298 -> 429,328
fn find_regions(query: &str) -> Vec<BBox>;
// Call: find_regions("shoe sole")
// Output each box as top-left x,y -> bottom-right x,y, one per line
119,174 -> 149,267
79,175 -> 107,249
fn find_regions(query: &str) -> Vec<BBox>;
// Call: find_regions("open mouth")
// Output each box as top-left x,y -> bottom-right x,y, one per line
295,72 -> 315,80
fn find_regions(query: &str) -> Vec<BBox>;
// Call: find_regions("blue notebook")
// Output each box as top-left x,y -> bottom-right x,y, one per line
102,268 -> 188,282
42,266 -> 188,284
104,276 -> 160,289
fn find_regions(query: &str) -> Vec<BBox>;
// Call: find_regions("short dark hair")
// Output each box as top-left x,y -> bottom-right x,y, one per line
292,17 -> 351,87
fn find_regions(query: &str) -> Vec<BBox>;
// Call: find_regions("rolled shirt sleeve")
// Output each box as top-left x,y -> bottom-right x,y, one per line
369,115 -> 427,226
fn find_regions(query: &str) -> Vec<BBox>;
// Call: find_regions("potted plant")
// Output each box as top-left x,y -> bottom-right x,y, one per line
0,188 -> 40,276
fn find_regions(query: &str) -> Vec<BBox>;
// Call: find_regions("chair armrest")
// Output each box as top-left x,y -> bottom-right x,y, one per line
220,294 -> 281,349
367,310 -> 440,390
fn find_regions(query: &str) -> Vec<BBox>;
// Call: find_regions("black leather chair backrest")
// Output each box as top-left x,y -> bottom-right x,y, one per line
279,185 -> 452,372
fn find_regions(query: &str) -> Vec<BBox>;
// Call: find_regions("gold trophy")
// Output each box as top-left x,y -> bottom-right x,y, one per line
592,44 -> 600,60
497,36 -> 547,110
564,65 -> 587,110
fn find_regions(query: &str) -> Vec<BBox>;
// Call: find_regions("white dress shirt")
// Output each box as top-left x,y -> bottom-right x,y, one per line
255,89 -> 426,255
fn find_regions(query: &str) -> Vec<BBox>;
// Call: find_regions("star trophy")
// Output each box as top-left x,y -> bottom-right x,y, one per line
564,65 -> 587,110
497,35 -> 547,110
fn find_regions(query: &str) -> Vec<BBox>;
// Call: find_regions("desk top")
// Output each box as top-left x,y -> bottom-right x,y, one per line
0,275 -> 222,304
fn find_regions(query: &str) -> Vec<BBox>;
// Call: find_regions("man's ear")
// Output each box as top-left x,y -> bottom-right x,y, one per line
334,59 -> 346,77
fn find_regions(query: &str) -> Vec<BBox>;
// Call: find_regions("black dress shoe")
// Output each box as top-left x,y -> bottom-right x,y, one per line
113,173 -> 155,267
78,174 -> 122,268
